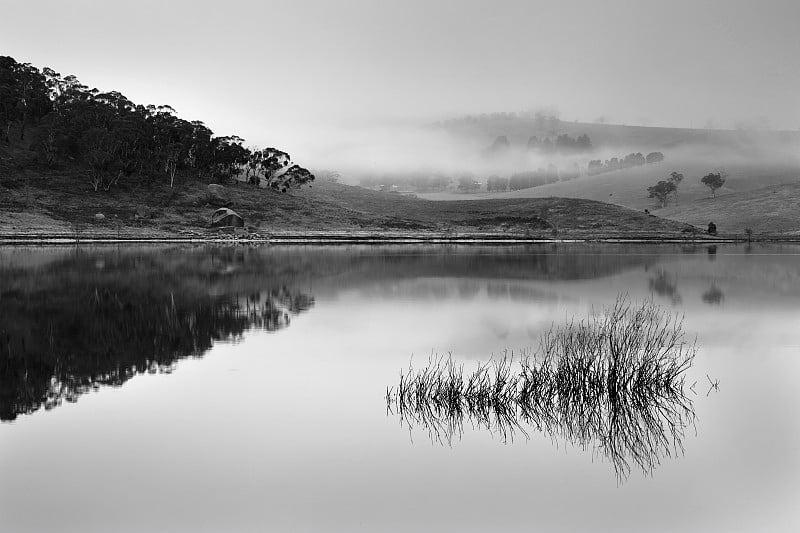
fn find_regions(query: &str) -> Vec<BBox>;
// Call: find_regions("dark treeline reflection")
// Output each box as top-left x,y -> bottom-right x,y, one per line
0,247 -> 315,421
387,298 -> 697,481
0,244 -> 666,421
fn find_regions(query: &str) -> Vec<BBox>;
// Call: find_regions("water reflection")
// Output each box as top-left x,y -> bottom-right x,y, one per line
2,243 -> 799,533
0,248 -> 314,421
387,298 -> 697,481
702,284 -> 725,305
649,269 -> 682,305
238,289 -> 315,330
0,244 -> 666,422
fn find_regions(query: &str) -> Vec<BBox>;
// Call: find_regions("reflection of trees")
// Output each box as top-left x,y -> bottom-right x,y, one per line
319,244 -> 665,287
0,243 -> 674,422
702,284 -> 724,305
0,251 -> 314,421
649,269 -> 682,304
387,299 -> 697,481
240,289 -> 315,331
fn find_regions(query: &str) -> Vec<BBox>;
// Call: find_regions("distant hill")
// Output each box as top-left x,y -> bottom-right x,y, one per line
435,113 -> 800,152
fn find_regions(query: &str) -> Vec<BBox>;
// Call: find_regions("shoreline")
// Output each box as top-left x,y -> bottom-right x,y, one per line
1,231 -> 796,245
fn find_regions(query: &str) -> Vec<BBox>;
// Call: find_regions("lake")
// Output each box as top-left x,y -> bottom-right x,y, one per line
1,244 -> 799,532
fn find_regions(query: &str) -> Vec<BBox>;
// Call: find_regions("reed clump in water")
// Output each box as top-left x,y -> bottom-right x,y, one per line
386,296 -> 697,480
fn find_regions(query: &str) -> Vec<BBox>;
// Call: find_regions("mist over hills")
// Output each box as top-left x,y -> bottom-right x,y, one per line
401,113 -> 800,234
321,112 -> 800,186
434,112 -> 800,151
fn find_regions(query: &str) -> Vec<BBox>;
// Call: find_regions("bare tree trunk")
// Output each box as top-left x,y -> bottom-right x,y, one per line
89,171 -> 101,192
168,160 -> 177,188
43,129 -> 56,165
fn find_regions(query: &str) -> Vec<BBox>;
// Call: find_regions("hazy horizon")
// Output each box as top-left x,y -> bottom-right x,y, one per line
3,0 -> 800,163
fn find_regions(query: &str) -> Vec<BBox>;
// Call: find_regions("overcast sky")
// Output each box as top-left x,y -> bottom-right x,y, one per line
2,0 -> 799,156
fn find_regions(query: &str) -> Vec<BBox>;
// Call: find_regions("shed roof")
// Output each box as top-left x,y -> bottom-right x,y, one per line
211,208 -> 243,224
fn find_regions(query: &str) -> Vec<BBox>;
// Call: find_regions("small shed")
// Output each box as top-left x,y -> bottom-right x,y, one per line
211,208 -> 244,228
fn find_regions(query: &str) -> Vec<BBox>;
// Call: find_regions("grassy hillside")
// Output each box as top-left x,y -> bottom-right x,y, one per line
658,182 -> 800,235
420,158 -> 800,234
0,165 -> 700,238
422,160 -> 800,208
0,116 -> 708,239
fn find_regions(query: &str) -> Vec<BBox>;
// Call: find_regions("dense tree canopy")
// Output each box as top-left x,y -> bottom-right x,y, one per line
486,174 -> 508,192
0,55 -> 313,192
588,151 -> 657,176
527,133 -> 592,154
508,166 -> 559,190
358,172 -> 451,193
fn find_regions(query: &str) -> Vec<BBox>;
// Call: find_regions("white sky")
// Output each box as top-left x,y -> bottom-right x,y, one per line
2,0 -> 799,158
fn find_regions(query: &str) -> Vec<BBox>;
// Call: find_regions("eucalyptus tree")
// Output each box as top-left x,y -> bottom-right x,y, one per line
212,135 -> 249,179
701,172 -> 726,198
647,180 -> 677,208
0,56 -> 50,141
261,150 -> 315,192
668,171 -> 684,204
1,55 -> 315,193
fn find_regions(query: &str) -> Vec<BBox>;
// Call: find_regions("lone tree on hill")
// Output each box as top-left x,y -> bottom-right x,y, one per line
701,172 -> 726,198
668,171 -> 684,204
647,180 -> 677,208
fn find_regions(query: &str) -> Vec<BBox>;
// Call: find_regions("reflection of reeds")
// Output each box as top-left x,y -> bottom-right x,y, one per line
386,297 -> 697,481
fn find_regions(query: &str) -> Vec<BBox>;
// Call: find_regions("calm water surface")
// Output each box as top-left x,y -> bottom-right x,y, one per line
1,244 -> 799,532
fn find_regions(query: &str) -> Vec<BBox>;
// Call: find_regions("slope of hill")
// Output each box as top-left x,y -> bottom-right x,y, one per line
0,167 -> 700,239
658,182 -> 800,235
421,161 -> 800,211
418,159 -> 800,234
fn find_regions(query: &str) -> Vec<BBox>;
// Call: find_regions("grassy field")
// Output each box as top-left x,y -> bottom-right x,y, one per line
657,181 -> 800,235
